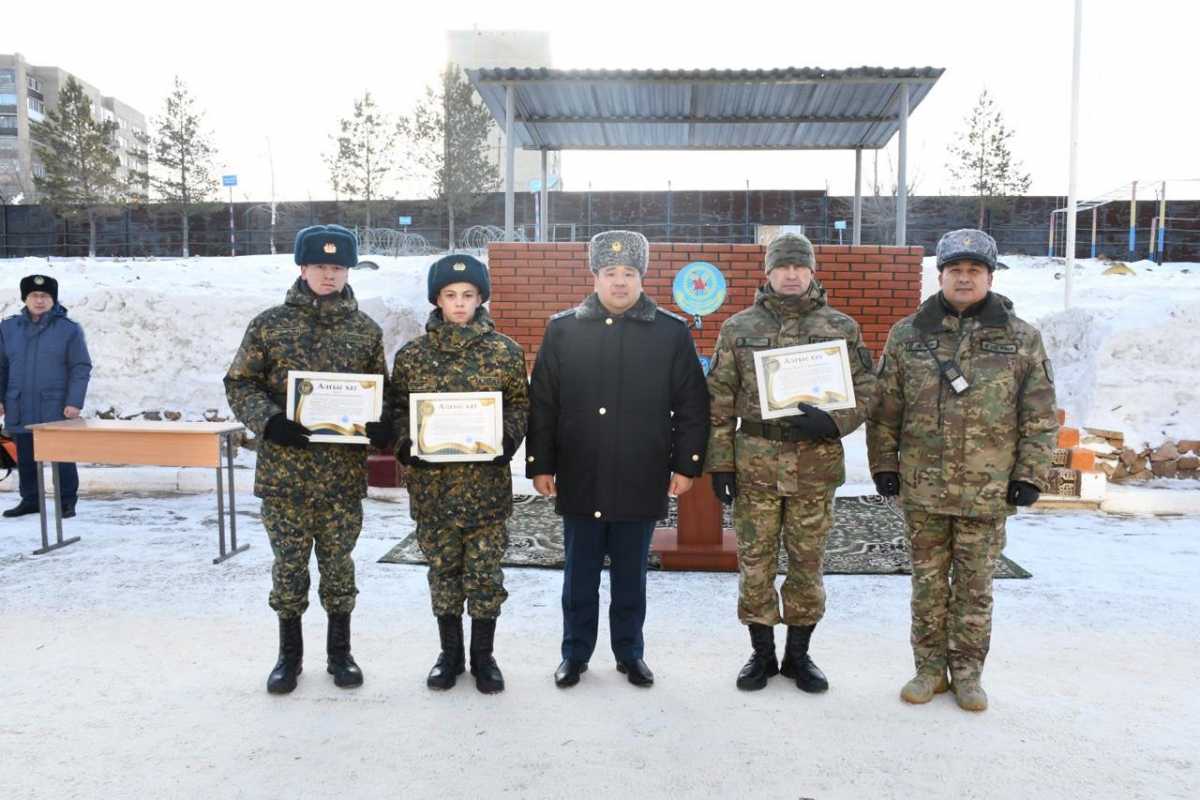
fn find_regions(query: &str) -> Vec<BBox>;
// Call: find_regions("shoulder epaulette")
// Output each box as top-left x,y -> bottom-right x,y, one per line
656,307 -> 689,324
549,307 -> 577,321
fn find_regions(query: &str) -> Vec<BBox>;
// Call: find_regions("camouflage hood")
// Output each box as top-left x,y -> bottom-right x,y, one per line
423,306 -> 498,352
283,278 -> 360,324
754,279 -> 828,320
574,291 -> 659,322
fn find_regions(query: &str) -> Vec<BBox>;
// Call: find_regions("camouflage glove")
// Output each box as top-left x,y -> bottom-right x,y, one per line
787,403 -> 841,441
711,472 -> 737,506
365,419 -> 395,450
491,436 -> 517,465
397,438 -> 432,469
263,413 -> 310,449
873,472 -> 900,497
1006,480 -> 1040,507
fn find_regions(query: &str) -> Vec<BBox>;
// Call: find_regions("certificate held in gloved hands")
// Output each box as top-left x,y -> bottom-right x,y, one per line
286,371 -> 385,444
752,340 -> 856,420
409,392 -> 503,463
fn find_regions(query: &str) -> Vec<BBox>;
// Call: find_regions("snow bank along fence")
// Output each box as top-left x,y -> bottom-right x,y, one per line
486,242 -> 924,371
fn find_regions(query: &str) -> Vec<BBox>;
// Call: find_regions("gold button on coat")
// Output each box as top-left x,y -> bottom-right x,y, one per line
605,318 -> 614,325
594,511 -> 602,518
598,407 -> 606,415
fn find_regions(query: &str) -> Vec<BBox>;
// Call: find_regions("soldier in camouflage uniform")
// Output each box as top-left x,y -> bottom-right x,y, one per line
706,234 -> 876,693
225,224 -> 389,695
867,229 -> 1058,712
387,253 -> 528,694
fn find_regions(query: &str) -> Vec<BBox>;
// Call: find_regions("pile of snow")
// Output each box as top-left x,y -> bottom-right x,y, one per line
921,255 -> 1200,449
0,255 -> 435,420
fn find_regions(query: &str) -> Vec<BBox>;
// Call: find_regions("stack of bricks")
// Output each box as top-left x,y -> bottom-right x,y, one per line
486,242 -> 924,370
1111,439 -> 1200,481
1047,409 -> 1107,498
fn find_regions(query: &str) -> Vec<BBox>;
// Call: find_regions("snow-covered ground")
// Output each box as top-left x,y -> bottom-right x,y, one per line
1,253 -> 1198,798
0,491 -> 1196,800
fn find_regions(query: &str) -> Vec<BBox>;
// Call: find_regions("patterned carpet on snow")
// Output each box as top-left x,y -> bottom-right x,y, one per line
378,495 -> 1031,578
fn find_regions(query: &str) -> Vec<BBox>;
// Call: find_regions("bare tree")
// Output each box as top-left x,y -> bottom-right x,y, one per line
325,91 -> 397,229
948,89 -> 1031,228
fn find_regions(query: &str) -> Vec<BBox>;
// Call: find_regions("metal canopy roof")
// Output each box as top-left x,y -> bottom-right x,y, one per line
467,67 -> 943,151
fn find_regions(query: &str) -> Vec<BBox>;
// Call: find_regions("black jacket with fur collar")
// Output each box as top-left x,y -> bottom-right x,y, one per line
526,292 -> 710,521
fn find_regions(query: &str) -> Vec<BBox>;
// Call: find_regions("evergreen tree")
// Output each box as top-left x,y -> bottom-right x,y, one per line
31,75 -> 125,256
325,91 -> 396,229
948,89 -> 1031,228
401,64 -> 500,249
149,77 -> 219,256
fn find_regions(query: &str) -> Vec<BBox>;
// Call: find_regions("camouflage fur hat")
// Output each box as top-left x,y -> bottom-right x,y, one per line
589,230 -> 649,275
936,228 -> 997,272
765,233 -> 816,273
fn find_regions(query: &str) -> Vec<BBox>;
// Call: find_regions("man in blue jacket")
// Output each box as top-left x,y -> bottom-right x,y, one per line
0,275 -> 93,518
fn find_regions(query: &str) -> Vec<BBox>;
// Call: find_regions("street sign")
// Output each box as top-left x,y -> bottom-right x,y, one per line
398,216 -> 412,226
222,175 -> 237,187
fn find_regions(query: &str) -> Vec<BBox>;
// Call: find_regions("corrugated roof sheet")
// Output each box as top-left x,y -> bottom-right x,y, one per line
466,67 -> 944,151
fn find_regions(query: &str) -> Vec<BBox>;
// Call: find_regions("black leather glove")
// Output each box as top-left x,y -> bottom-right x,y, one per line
873,471 -> 900,497
397,438 -> 432,469
711,472 -> 737,506
1006,480 -> 1040,507
491,435 -> 517,465
365,419 -> 395,451
786,403 -> 841,441
263,414 -> 310,449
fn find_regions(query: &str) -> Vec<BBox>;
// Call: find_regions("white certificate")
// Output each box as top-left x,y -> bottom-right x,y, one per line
286,371 -> 384,444
409,392 -> 503,463
752,340 -> 856,420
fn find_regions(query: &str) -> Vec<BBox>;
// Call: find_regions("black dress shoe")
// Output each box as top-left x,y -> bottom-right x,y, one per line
61,502 -> 77,519
616,658 -> 654,687
554,659 -> 588,688
3,499 -> 39,518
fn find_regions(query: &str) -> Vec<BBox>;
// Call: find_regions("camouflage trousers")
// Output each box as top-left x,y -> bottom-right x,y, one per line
905,510 -> 1007,682
733,486 -> 836,626
417,521 -> 508,619
262,496 -> 362,619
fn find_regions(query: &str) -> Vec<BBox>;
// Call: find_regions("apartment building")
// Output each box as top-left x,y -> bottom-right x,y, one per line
0,52 -> 147,202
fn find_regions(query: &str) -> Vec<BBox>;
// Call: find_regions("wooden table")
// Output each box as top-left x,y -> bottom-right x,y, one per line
29,420 -> 248,564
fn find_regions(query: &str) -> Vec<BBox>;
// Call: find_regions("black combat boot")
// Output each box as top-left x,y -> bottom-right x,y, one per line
736,623 -> 779,691
427,614 -> 465,690
326,613 -> 364,688
779,624 -> 829,693
469,617 -> 505,694
267,616 -> 303,694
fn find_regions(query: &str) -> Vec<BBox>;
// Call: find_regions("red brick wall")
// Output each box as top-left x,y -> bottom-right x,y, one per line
486,242 -> 924,369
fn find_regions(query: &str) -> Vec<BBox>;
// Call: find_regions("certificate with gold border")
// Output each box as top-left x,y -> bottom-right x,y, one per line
285,371 -> 384,444
752,340 -> 856,420
409,392 -> 503,463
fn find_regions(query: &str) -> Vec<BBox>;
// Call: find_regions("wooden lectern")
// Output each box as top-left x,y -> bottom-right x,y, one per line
651,473 -> 738,571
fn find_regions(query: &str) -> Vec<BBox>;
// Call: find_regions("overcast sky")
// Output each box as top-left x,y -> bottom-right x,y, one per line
5,0 -> 1197,203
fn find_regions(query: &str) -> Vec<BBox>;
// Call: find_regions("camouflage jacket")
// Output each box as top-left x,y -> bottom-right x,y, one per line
224,279 -> 387,501
866,292 -> 1059,517
388,307 -> 529,526
705,281 -> 876,494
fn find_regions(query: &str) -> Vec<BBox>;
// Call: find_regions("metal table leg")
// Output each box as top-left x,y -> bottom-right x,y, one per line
212,432 -> 249,565
33,461 -> 80,556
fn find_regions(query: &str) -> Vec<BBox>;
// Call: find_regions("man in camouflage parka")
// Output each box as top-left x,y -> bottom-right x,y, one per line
387,253 -> 528,694
867,228 -> 1058,712
225,224 -> 389,695
706,233 -> 876,693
